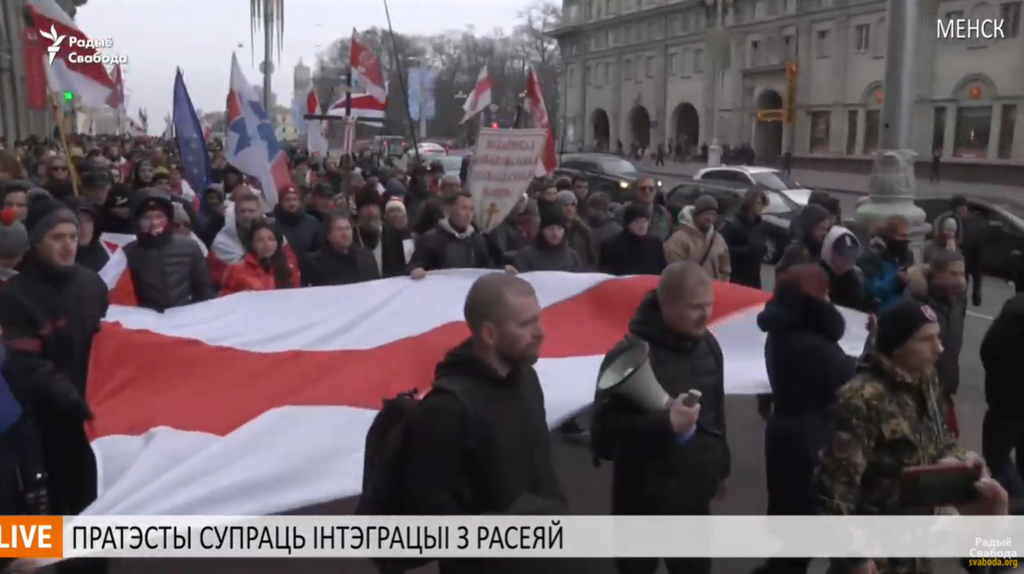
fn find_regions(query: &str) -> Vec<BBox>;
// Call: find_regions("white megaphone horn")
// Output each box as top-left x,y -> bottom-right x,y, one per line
595,338 -> 674,411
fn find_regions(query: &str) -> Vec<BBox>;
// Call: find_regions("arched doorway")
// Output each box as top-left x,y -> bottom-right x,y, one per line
590,108 -> 611,151
754,90 -> 784,159
671,102 -> 699,155
628,106 -> 651,149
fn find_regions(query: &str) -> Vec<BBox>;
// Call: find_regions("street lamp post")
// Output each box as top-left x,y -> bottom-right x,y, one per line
853,0 -> 928,252
704,0 -> 730,167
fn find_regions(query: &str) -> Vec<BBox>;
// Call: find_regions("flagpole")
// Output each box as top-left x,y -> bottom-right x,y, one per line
48,91 -> 80,196
380,0 -> 421,165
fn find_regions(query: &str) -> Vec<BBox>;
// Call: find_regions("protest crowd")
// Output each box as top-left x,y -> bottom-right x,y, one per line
0,124 -> 1019,574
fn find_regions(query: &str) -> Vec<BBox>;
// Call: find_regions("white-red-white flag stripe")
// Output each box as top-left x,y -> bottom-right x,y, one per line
79,270 -> 868,516
461,66 -> 492,124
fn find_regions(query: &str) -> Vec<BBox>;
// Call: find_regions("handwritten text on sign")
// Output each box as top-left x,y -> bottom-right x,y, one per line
467,128 -> 547,233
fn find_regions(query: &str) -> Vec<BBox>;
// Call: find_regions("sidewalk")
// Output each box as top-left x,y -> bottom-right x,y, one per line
640,161 -> 1024,212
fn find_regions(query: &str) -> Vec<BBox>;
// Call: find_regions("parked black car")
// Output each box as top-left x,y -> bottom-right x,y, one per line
914,197 -> 1024,280
665,180 -> 800,264
553,153 -> 663,204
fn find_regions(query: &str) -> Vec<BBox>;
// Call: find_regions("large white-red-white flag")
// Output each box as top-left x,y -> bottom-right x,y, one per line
28,0 -> 118,109
524,65 -> 558,176
77,268 -> 867,516
328,92 -> 387,127
305,87 -> 329,157
460,66 -> 492,124
349,31 -> 387,104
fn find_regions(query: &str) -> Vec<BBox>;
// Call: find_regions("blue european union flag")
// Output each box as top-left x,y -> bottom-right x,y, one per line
173,69 -> 211,196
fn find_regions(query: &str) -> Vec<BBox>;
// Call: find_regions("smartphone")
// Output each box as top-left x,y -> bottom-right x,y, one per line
681,390 -> 702,408
898,462 -> 981,508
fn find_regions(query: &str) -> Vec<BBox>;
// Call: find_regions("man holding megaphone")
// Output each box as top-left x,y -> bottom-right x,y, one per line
591,261 -> 731,574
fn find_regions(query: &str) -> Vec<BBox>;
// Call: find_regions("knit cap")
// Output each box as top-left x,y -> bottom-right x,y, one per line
623,203 -> 650,227
692,194 -> 719,217
25,199 -> 76,245
555,190 -> 577,207
875,300 -> 939,356
0,208 -> 28,260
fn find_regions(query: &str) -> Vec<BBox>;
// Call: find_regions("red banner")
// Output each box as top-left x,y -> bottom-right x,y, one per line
23,28 -> 48,111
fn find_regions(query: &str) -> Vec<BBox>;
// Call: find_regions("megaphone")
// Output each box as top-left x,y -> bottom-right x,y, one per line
595,338 -> 672,411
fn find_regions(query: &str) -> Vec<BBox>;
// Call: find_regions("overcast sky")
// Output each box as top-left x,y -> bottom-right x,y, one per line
77,0 -> 530,134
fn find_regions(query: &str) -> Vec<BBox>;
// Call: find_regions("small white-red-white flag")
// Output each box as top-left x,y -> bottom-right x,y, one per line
460,66 -> 492,124
524,66 -> 557,176
305,87 -> 329,157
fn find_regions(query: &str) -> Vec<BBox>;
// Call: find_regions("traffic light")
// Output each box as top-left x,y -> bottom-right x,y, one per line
63,91 -> 73,102
491,122 -> 499,129
784,62 -> 798,125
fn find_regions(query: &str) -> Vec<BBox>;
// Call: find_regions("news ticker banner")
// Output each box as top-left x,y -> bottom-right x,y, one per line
0,516 -> 1019,560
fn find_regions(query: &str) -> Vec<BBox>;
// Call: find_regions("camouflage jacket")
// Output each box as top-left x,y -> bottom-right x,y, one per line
814,353 -> 964,574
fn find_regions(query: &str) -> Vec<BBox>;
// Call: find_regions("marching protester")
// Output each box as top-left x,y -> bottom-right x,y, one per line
598,203 -> 667,276
620,176 -> 673,241
407,192 -> 502,278
720,187 -> 769,290
221,220 -> 300,295
353,187 -> 405,278
301,212 -> 380,287
71,199 -> 109,273
554,190 -> 598,268
819,226 -> 870,312
0,198 -> 107,524
273,185 -> 322,257
488,197 -> 539,266
980,265 -> 1024,489
935,196 -> 984,306
0,208 -> 27,283
584,192 -> 622,248
593,262 -> 729,574
755,263 -> 860,574
512,208 -> 584,272
904,250 -> 967,437
123,194 -> 213,312
570,175 -> 590,218
859,215 -> 915,313
775,203 -> 831,274
401,273 -> 573,574
2,180 -> 31,223
307,181 -> 337,222
816,299 -> 1008,574
664,194 -> 730,281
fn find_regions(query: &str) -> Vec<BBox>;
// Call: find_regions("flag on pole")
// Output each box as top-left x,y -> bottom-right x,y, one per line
460,66 -> 492,124
349,30 -> 387,104
305,87 -> 329,157
225,53 -> 290,208
172,68 -> 210,200
138,108 -> 148,133
524,66 -> 557,176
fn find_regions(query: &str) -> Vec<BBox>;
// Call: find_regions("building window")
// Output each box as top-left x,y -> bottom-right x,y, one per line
944,10 -> 964,20
649,21 -> 658,39
586,64 -> 593,85
623,59 -> 632,79
669,53 -> 678,75
669,15 -> 680,34
784,34 -> 797,60
768,0 -> 782,16
810,111 -> 831,153
998,104 -> 1017,159
604,62 -> 612,82
1001,2 -> 1022,37
694,49 -> 704,72
585,0 -> 594,19
854,24 -> 870,52
932,107 -> 946,155
646,56 -> 655,77
954,106 -> 992,158
864,110 -> 881,154
816,29 -> 832,58
846,110 -> 858,154
633,25 -> 641,42
749,40 -> 760,66
680,49 -> 690,76
635,58 -> 643,81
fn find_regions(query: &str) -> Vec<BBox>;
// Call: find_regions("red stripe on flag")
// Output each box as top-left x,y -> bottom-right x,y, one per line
86,278 -> 767,440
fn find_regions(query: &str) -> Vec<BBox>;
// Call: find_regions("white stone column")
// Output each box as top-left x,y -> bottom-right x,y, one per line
855,109 -> 866,155
987,103 -> 1003,160
943,105 -> 956,157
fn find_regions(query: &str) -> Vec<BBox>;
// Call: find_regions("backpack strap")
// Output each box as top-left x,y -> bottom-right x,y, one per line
428,378 -> 496,513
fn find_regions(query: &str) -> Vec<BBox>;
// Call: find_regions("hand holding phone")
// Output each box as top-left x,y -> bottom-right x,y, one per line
681,389 -> 702,407
898,462 -> 981,508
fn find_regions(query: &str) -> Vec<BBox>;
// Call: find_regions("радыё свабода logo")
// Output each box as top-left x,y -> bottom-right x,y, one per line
38,24 -> 123,65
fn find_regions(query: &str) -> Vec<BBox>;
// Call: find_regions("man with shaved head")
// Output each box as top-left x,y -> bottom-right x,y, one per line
402,272 -> 571,573
593,261 -> 730,574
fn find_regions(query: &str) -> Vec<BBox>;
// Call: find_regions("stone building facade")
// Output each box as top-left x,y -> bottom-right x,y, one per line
552,0 -> 1024,165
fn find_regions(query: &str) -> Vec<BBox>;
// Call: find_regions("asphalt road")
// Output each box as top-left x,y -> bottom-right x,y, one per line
95,253 -> 1013,574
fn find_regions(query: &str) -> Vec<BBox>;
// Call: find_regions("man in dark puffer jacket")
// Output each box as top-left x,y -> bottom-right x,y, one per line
123,194 -> 214,312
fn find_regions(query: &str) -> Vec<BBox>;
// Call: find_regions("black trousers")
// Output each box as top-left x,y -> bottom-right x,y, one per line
615,499 -> 712,574
982,410 -> 1024,486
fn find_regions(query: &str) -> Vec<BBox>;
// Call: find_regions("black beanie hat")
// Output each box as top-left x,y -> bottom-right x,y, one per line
539,207 -> 566,230
354,186 -> 381,213
133,194 -> 175,222
875,300 -> 939,356
623,202 -> 650,227
25,198 -> 77,245
799,204 -> 832,232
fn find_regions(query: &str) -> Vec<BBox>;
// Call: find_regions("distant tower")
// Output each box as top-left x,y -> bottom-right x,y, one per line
294,58 -> 312,95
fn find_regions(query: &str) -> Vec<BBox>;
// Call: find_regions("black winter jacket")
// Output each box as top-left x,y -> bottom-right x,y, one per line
273,205 -> 322,256
301,244 -> 380,287
982,294 -> 1024,415
123,233 -> 214,312
406,219 -> 495,273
